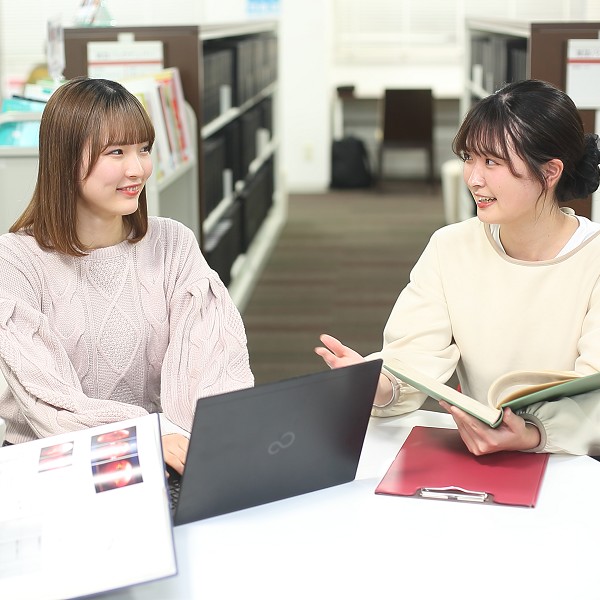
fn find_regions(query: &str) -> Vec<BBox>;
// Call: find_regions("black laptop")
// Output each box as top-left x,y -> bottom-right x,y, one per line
167,359 -> 383,526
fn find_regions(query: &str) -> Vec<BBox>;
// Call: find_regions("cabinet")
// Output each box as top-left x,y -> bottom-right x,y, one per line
63,22 -> 285,311
464,19 -> 600,220
0,113 -> 41,233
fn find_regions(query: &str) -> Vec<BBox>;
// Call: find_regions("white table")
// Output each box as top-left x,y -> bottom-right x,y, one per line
104,410 -> 600,600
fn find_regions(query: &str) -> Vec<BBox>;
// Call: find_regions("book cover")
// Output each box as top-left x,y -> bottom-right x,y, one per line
375,426 -> 549,507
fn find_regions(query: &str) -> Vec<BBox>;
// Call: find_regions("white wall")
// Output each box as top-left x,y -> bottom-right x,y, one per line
278,1 -> 332,192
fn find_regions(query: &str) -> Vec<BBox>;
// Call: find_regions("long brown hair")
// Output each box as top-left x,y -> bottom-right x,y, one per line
11,76 -> 155,255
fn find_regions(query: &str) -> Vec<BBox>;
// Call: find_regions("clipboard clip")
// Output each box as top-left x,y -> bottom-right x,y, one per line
419,486 -> 489,503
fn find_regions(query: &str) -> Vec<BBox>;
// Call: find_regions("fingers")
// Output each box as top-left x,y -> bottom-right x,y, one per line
440,402 -> 493,455
314,334 -> 344,369
438,400 -> 451,413
314,333 -> 367,371
315,347 -> 341,369
316,334 -> 343,355
162,433 -> 189,475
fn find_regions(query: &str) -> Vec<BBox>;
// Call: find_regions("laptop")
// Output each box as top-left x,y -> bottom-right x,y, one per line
168,358 -> 383,526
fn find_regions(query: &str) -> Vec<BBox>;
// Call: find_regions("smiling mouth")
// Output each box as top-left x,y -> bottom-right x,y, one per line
474,196 -> 496,205
118,185 -> 141,193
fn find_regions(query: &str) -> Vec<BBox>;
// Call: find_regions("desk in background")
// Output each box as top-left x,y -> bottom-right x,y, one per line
104,410 -> 600,600
332,89 -> 461,183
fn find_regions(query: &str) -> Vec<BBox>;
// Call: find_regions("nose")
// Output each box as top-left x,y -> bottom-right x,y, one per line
125,153 -> 145,178
464,162 -> 484,188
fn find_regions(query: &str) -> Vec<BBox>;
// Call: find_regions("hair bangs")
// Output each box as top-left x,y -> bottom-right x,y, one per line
101,100 -> 155,149
82,94 -> 155,179
453,100 -> 528,178
454,112 -> 510,160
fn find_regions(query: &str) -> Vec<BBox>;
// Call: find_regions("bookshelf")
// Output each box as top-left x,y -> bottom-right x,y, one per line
463,19 -> 600,221
63,22 -> 285,311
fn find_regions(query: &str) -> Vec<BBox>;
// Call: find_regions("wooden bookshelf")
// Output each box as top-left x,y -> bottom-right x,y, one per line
63,22 -> 285,311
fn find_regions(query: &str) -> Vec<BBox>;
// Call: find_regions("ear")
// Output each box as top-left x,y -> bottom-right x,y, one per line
543,158 -> 563,189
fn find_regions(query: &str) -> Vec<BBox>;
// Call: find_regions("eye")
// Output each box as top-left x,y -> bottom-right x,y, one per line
485,157 -> 502,166
140,144 -> 152,154
460,151 -> 471,162
106,147 -> 123,156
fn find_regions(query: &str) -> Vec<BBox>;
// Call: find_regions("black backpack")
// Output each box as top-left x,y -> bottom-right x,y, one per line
330,136 -> 373,189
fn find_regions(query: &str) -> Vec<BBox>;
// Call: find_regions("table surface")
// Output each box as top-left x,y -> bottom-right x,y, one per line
101,410 -> 600,600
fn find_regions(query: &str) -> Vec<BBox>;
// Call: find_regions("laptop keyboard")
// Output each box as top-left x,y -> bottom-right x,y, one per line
166,465 -> 182,513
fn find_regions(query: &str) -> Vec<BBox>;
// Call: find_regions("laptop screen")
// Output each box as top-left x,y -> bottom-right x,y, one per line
172,359 -> 382,525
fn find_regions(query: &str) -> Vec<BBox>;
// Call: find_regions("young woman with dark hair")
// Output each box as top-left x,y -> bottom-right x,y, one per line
316,79 -> 600,457
0,77 -> 253,473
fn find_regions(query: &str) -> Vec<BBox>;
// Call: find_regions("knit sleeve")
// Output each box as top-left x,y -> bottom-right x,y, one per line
0,297 -> 148,439
157,224 -> 254,432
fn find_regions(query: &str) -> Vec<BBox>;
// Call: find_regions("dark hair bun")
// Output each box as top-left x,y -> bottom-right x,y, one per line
571,133 -> 600,199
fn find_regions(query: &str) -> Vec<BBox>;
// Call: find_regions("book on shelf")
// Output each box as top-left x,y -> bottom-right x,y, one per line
121,67 -> 193,180
21,81 -> 61,103
375,426 -> 549,508
385,363 -> 600,428
123,77 -> 174,182
0,413 -> 176,600
152,68 -> 193,165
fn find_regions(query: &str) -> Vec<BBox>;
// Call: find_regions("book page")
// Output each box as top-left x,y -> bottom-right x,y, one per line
501,371 -> 600,412
0,414 -> 176,600
487,370 -> 581,408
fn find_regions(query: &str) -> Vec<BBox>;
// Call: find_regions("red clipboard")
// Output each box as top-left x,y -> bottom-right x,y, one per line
375,426 -> 549,507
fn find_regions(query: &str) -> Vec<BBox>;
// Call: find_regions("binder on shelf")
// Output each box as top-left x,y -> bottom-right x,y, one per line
375,426 -> 549,508
240,106 -> 261,176
224,119 -> 244,185
203,134 -> 227,215
202,47 -> 234,125
239,157 -> 274,251
206,33 -> 278,108
204,200 -> 242,286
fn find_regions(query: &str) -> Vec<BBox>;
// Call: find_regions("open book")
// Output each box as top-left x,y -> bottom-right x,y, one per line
0,414 -> 177,600
385,364 -> 600,428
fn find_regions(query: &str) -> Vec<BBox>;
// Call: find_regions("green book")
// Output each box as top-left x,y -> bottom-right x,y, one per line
384,364 -> 600,428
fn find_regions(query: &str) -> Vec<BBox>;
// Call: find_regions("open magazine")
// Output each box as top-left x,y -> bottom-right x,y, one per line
0,413 -> 176,600
386,363 -> 600,428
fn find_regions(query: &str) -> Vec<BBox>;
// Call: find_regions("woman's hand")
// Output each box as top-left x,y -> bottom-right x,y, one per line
439,401 -> 541,454
314,334 -> 365,369
162,433 -> 189,475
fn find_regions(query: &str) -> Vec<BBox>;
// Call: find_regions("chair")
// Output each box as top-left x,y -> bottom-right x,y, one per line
377,88 -> 434,186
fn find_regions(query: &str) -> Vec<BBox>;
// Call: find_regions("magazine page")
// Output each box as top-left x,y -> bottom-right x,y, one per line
0,413 -> 176,600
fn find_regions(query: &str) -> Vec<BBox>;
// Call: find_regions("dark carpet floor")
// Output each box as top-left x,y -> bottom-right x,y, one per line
241,181 -> 446,385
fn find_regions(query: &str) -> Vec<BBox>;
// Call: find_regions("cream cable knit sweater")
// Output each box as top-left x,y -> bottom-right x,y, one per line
0,217 -> 253,443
